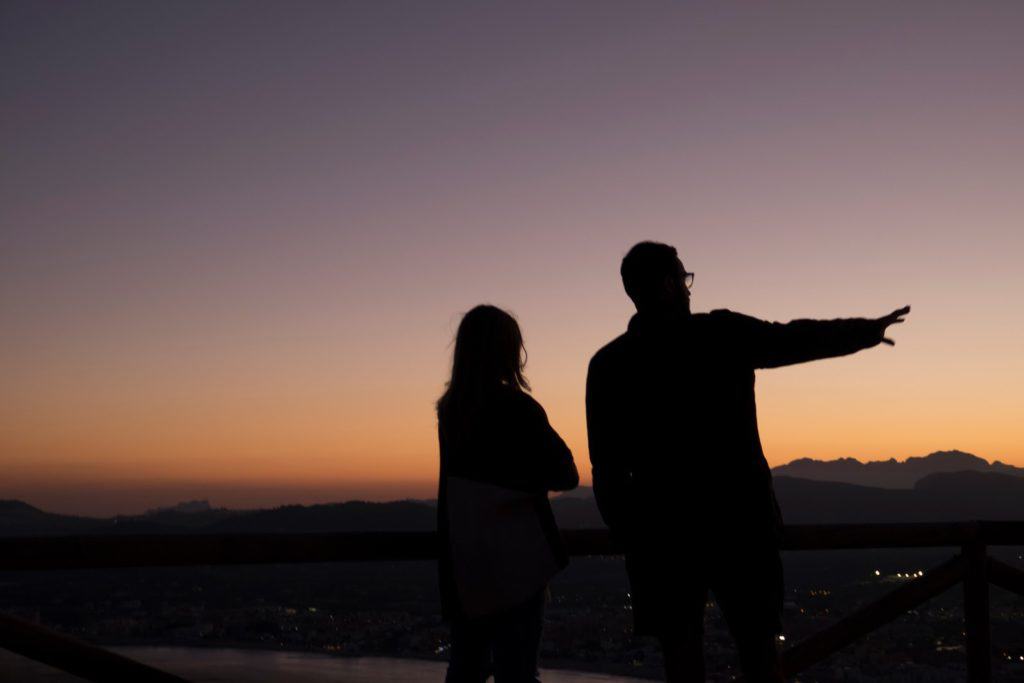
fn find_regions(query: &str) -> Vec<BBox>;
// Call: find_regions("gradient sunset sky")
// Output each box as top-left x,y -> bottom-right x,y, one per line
3,2 -> 1023,515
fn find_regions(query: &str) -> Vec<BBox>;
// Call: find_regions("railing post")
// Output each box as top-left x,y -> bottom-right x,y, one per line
963,537 -> 991,683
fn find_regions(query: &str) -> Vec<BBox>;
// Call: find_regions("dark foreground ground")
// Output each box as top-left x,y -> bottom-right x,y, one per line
2,549 -> 1023,681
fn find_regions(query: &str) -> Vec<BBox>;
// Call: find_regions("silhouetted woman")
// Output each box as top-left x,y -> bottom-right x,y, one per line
437,305 -> 579,683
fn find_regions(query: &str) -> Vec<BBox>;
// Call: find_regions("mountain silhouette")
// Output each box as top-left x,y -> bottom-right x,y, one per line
0,499 -> 437,537
770,449 -> 1024,488
0,500 -> 113,536
205,501 -> 436,533
4,458 -> 1024,537
144,500 -> 214,515
773,471 -> 1024,523
548,473 -> 1024,526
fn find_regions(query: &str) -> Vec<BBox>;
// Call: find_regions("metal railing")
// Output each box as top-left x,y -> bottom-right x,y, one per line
2,521 -> 1023,682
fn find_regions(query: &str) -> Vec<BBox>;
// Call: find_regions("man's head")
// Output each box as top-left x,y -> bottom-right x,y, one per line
620,241 -> 693,314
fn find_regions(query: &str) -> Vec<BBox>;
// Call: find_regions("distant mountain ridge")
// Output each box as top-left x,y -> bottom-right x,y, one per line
145,500 -> 213,515
552,470 -> 1024,526
773,471 -> 1024,524
6,473 -> 1024,537
770,449 -> 1024,489
0,500 -> 437,537
4,450 -> 1024,536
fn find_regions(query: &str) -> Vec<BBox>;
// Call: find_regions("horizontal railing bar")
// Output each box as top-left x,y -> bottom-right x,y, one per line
989,557 -> 1024,597
779,553 -> 968,676
0,532 -> 439,571
1,523 -> 1022,571
0,611 -> 188,682
779,521 -> 1024,550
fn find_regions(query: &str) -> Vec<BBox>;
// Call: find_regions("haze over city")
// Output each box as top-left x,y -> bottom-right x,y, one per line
3,1 -> 1024,516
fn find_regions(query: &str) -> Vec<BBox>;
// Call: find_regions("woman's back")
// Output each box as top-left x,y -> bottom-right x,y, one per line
437,385 -> 578,618
436,305 -> 577,683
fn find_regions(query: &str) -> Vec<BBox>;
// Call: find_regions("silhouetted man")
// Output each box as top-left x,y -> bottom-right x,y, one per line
586,241 -> 909,682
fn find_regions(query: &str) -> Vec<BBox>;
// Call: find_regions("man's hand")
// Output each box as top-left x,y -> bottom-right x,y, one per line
876,305 -> 911,346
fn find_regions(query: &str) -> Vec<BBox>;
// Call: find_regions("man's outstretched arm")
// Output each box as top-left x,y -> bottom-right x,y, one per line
718,306 -> 910,369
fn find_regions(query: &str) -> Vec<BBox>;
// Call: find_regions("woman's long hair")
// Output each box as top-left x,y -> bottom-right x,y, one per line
437,305 -> 529,437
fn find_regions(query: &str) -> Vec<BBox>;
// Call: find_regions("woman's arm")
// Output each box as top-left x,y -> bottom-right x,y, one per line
518,394 -> 579,492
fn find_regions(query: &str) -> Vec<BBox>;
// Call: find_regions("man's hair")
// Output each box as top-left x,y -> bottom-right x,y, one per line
620,241 -> 680,306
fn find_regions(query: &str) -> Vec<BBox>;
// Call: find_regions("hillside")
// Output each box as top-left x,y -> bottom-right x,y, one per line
770,449 -> 1023,488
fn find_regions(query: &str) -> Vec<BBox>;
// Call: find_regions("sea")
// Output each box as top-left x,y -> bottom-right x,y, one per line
0,646 -> 645,682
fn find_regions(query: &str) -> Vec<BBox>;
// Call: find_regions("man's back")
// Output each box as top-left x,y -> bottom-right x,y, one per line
588,308 -> 889,537
588,309 -> 775,542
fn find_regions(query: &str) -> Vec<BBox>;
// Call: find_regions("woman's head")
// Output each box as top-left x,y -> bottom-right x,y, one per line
438,305 -> 529,419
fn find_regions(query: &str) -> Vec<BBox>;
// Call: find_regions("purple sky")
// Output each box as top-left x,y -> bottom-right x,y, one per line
3,2 -> 1024,515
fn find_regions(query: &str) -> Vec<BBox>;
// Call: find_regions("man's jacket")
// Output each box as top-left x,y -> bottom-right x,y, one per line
586,309 -> 884,546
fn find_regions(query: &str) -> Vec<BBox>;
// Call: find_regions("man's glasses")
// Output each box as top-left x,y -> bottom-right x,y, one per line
683,271 -> 695,290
